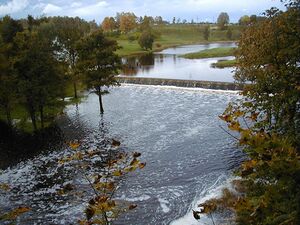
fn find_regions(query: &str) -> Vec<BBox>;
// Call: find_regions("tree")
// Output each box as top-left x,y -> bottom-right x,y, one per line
226,27 -> 232,40
172,17 -> 176,24
249,15 -> 257,24
239,15 -> 251,26
101,17 -> 116,32
235,6 -> 300,141
0,38 -> 16,126
154,16 -> 163,25
119,12 -> 137,33
139,16 -> 152,32
203,25 -> 210,41
217,12 -> 229,30
198,2 -> 300,224
0,16 -> 21,126
0,16 -> 23,43
51,17 -> 90,99
77,30 -> 121,114
138,31 -> 154,50
13,30 -> 63,130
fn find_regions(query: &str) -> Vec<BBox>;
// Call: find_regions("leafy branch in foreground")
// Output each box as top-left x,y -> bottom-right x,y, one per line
58,140 -> 145,225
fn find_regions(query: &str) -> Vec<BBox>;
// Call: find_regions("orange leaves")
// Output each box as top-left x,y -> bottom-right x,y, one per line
0,206 -> 31,221
69,141 -> 80,150
139,162 -> 146,169
228,121 -> 242,132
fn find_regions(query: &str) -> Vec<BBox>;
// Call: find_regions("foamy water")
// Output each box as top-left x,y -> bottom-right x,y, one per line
0,85 -> 243,224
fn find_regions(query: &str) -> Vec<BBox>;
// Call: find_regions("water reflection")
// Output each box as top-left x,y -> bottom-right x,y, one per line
120,42 -> 237,82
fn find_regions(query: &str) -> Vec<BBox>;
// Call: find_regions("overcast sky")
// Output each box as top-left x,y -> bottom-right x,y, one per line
0,0 -> 286,23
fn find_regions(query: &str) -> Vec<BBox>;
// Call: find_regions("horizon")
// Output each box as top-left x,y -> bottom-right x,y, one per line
0,0 -> 286,24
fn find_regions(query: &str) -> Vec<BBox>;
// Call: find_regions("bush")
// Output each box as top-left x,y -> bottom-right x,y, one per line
138,31 -> 154,50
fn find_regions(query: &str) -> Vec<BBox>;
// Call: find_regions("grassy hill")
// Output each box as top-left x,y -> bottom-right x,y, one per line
115,24 -> 242,56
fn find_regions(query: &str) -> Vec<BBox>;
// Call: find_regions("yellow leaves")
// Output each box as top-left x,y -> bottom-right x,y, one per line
94,182 -> 114,192
1,206 -> 31,221
0,183 -> 10,191
113,170 -> 122,177
130,158 -> 139,167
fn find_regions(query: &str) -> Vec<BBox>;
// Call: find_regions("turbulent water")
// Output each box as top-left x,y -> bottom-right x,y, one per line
0,85 -> 244,224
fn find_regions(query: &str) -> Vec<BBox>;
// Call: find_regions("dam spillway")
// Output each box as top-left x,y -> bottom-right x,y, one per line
117,76 -> 242,91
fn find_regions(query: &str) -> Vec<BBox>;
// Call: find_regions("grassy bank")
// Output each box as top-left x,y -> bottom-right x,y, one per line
116,24 -> 242,56
181,47 -> 236,59
211,59 -> 237,68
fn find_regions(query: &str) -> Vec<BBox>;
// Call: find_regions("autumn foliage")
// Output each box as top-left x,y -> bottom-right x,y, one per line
196,1 -> 300,224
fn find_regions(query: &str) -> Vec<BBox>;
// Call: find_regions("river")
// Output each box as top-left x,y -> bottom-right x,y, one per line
0,44 -> 243,225
121,42 -> 236,82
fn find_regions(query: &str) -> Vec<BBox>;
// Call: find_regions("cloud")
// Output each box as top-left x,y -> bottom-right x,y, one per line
42,3 -> 63,14
71,2 -> 83,8
0,0 -> 29,15
72,1 -> 108,17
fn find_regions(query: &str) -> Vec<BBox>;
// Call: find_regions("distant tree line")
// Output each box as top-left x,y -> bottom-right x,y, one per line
0,15 -> 120,131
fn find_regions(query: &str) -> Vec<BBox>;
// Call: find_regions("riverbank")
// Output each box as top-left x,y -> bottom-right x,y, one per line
180,47 -> 236,59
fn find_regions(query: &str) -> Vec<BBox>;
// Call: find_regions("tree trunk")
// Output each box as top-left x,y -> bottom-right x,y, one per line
29,109 -> 37,132
73,82 -> 78,99
5,106 -> 12,127
40,105 -> 44,129
97,87 -> 104,114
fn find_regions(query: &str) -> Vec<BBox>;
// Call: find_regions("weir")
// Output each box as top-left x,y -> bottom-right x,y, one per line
117,76 -> 243,91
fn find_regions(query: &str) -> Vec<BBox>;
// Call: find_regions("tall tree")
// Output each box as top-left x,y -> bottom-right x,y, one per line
13,30 -> 63,130
0,38 -> 16,126
77,30 -> 121,114
119,12 -> 137,33
101,17 -> 116,32
217,12 -> 229,30
203,25 -> 210,41
235,6 -> 300,141
51,16 -> 90,99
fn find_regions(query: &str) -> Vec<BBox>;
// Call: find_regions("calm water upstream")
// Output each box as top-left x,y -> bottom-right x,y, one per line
0,85 -> 244,224
121,42 -> 236,82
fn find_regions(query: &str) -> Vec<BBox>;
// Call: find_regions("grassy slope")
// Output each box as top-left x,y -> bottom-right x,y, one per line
116,24 -> 242,56
181,47 -> 236,59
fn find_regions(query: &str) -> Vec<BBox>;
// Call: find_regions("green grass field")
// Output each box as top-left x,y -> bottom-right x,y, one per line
211,59 -> 237,68
181,47 -> 236,59
116,24 -> 242,56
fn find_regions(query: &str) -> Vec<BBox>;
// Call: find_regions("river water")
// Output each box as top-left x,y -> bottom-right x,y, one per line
0,85 -> 243,224
121,42 -> 236,82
